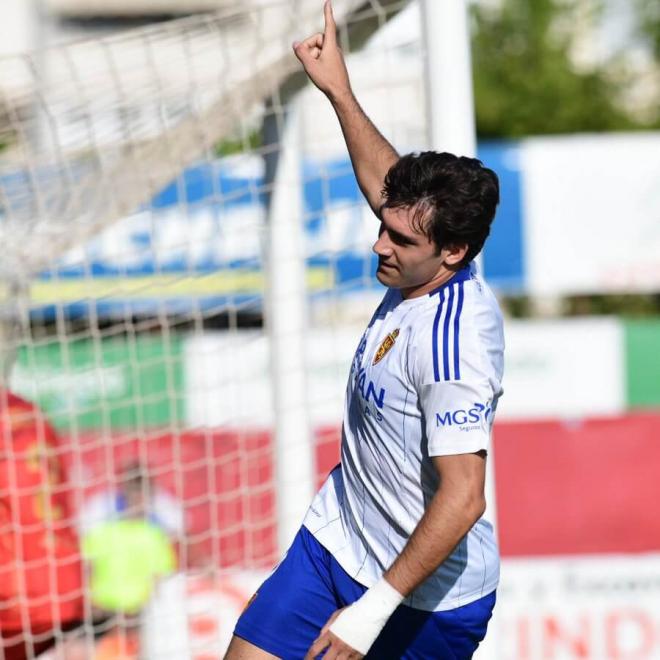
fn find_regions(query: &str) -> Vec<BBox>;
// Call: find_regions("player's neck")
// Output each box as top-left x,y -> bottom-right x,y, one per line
399,265 -> 461,300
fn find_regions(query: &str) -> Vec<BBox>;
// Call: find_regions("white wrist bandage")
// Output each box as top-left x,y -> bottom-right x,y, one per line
329,577 -> 405,655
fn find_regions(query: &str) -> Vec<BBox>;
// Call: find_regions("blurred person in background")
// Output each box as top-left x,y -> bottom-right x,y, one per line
0,390 -> 83,660
226,2 -> 503,659
79,461 -> 178,658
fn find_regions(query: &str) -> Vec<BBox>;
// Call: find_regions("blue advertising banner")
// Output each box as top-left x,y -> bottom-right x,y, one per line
30,143 -> 524,317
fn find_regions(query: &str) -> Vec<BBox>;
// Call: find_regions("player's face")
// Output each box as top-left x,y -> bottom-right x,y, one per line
373,205 -> 458,298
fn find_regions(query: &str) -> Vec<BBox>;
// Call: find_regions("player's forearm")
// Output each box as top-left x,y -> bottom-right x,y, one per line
329,89 -> 399,215
383,485 -> 486,597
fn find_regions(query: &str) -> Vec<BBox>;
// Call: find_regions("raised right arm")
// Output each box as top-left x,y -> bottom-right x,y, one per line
293,0 -> 399,215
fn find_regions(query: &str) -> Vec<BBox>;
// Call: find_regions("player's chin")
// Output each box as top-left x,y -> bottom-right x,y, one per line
375,269 -> 398,287
376,263 -> 400,285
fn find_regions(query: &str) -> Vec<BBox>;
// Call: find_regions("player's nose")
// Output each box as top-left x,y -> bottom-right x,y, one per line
372,233 -> 393,256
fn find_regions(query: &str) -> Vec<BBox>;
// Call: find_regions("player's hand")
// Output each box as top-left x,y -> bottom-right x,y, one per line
292,0 -> 351,101
304,608 -> 364,660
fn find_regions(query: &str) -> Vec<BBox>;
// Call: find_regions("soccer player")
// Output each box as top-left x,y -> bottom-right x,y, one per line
226,1 -> 503,658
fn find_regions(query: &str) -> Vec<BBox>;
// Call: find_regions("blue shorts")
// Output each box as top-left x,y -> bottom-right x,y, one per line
234,526 -> 495,659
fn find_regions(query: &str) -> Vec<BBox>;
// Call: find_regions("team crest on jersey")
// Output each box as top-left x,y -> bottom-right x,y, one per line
373,329 -> 400,365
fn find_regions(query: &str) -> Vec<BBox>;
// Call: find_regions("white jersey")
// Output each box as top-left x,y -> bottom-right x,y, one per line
303,262 -> 504,612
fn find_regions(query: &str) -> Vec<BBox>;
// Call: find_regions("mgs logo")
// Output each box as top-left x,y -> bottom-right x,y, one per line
436,402 -> 492,429
373,329 -> 399,365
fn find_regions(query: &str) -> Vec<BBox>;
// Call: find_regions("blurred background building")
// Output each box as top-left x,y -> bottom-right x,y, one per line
0,0 -> 659,658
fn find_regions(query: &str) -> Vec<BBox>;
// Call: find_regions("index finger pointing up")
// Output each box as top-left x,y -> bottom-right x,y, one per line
323,0 -> 337,45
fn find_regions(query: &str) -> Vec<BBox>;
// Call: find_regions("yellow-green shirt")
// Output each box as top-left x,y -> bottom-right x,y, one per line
82,519 -> 176,613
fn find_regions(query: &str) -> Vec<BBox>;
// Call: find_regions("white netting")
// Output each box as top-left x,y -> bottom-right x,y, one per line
0,0 -> 420,657
0,0 -> 411,279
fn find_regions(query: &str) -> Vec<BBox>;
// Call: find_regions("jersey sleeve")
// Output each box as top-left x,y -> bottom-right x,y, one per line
411,295 -> 500,457
418,378 -> 495,456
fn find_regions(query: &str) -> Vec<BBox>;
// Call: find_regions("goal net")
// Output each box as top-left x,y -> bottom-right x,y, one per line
0,0 -> 423,656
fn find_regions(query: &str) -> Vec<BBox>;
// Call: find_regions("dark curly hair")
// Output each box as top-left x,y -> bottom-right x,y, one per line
381,151 -> 499,266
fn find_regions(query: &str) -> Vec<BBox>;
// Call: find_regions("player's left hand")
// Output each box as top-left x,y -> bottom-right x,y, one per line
304,608 -> 364,659
292,0 -> 351,102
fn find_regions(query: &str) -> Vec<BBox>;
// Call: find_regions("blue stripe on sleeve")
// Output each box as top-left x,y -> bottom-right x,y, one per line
453,283 -> 465,380
432,291 -> 444,382
442,285 -> 455,381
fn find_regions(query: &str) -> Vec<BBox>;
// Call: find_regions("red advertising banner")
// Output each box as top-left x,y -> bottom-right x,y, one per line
493,413 -> 660,556
56,412 -> 660,569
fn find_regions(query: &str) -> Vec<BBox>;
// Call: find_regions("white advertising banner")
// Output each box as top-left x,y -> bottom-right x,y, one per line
477,554 -> 660,660
184,327 -> 362,428
185,317 -> 625,428
498,317 -> 625,420
143,555 -> 660,659
143,570 -> 268,659
522,133 -> 660,295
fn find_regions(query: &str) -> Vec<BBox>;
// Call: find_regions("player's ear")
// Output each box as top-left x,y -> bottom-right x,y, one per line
442,243 -> 468,266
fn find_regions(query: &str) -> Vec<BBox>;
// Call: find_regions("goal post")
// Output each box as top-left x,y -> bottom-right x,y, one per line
420,5 -> 500,658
